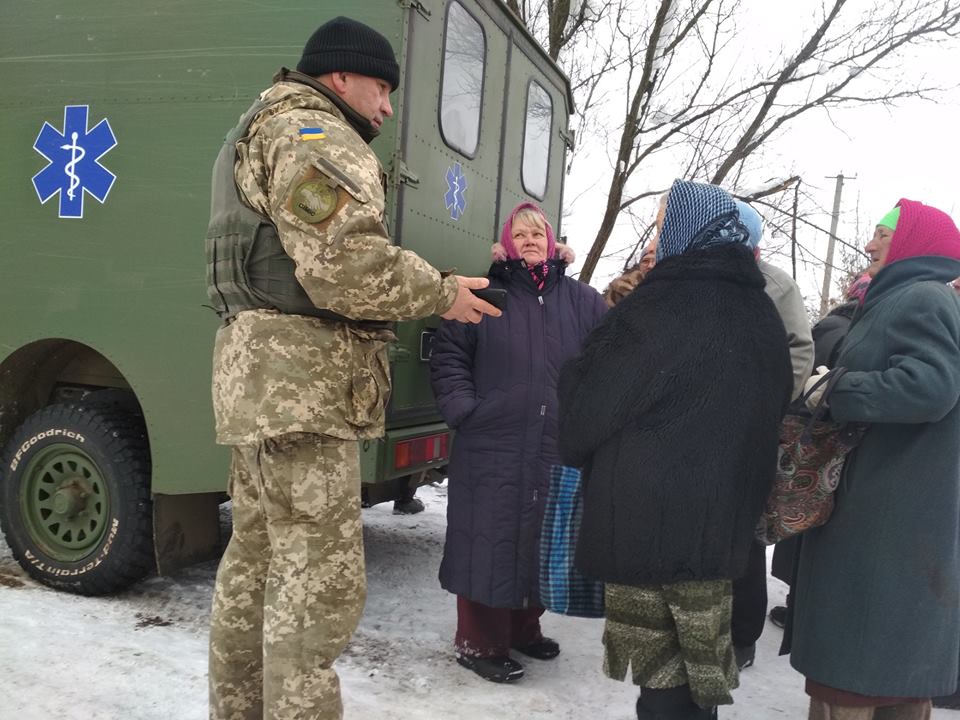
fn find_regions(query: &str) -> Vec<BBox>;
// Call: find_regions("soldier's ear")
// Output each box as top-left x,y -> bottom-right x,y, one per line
327,72 -> 350,95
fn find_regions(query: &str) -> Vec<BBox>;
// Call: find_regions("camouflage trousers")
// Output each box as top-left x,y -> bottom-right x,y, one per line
603,579 -> 738,707
209,433 -> 365,720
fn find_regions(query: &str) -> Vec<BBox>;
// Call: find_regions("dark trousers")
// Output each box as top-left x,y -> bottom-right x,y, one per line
773,535 -> 803,655
454,595 -> 544,657
731,541 -> 767,647
771,535 -> 799,585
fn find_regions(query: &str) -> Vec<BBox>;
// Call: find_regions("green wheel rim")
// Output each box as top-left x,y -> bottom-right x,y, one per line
19,443 -> 110,563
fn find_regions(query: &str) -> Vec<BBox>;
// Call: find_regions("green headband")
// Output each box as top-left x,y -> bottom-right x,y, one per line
877,207 -> 900,231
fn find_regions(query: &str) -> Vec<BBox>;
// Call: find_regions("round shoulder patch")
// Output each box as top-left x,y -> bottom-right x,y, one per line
291,180 -> 337,224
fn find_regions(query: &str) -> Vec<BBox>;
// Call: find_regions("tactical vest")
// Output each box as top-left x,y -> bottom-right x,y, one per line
205,95 -> 372,325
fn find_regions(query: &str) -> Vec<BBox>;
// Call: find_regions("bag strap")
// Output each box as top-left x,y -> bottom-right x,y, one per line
800,367 -> 848,440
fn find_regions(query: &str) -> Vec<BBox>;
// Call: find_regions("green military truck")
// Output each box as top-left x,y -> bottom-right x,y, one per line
0,0 -> 573,594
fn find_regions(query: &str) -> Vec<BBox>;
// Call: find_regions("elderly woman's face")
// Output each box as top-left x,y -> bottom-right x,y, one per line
639,236 -> 658,272
512,218 -> 549,264
642,195 -> 668,269
865,225 -> 895,277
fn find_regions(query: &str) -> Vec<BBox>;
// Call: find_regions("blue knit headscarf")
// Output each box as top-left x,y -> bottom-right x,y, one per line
734,200 -> 763,249
656,180 -> 751,261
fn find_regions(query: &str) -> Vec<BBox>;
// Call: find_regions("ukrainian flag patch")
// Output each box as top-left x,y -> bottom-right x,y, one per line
299,127 -> 326,140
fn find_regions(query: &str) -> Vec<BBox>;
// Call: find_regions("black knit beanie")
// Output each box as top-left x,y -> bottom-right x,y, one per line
296,17 -> 400,91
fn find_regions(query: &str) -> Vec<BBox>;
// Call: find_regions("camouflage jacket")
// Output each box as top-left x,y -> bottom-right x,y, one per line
212,80 -> 459,445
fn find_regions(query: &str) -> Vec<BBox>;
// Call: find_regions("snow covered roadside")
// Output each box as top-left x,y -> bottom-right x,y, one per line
0,483 -> 955,720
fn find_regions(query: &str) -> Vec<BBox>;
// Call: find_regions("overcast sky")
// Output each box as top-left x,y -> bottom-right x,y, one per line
559,1 -> 960,307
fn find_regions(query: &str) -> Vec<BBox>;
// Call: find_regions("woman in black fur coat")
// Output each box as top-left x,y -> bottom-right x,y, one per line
558,179 -> 792,719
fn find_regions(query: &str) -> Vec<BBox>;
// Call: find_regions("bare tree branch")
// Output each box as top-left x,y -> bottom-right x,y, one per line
516,0 -> 960,282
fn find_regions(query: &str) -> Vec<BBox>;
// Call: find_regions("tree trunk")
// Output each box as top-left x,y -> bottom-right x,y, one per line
579,176 -> 626,282
578,0 -> 675,283
548,0 -> 570,61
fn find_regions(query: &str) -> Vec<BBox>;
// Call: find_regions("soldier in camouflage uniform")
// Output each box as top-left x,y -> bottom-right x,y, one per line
206,17 -> 499,720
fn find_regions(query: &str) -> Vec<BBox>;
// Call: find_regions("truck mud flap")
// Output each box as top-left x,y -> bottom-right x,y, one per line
153,492 -> 223,575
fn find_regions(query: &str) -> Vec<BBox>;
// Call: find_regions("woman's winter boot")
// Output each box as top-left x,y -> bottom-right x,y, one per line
636,685 -> 718,719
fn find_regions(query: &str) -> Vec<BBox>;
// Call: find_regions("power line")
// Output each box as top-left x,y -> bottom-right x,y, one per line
750,197 -> 867,258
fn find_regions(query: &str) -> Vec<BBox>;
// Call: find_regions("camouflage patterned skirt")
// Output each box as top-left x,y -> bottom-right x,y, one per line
603,579 -> 739,707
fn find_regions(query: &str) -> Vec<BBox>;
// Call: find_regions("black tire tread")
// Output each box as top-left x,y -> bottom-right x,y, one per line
0,401 -> 154,595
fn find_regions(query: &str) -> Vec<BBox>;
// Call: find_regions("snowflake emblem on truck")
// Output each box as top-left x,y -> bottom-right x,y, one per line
32,105 -> 117,219
444,162 -> 468,221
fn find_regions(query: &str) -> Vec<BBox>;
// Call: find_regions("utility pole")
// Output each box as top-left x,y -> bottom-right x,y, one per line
820,173 -> 854,317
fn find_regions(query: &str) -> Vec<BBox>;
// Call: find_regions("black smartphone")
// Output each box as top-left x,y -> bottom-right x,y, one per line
470,287 -> 508,310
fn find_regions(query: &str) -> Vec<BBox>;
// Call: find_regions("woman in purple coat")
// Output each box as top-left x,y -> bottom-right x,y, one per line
429,202 -> 607,683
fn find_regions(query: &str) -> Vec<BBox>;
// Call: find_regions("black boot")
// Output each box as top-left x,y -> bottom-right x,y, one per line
768,605 -> 787,628
934,689 -> 960,709
636,704 -> 717,719
636,686 -> 717,719
511,636 -> 560,660
455,653 -> 524,683
734,643 -> 755,670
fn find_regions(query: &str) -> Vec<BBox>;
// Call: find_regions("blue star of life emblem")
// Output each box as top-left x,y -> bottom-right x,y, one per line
444,162 -> 468,221
32,105 -> 117,219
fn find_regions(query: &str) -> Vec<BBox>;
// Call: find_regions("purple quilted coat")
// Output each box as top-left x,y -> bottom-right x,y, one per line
429,258 -> 607,608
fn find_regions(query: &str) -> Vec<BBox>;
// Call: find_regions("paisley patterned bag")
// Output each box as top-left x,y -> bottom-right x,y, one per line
757,368 -> 867,545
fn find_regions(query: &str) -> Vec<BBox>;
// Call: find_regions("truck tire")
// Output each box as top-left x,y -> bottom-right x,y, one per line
0,402 -> 153,595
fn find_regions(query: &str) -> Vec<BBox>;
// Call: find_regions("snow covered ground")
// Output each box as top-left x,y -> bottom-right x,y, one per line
0,483 -> 955,720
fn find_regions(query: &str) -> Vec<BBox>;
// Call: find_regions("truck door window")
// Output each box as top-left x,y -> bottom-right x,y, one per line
522,81 -> 552,199
439,2 -> 485,157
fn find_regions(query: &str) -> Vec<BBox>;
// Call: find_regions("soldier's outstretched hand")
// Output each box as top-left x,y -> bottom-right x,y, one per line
441,276 -> 502,323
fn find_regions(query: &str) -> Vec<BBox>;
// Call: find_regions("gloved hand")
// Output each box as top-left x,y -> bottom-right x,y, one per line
803,366 -> 832,409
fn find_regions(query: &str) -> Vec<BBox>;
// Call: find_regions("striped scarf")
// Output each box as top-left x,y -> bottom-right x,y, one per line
526,260 -> 549,290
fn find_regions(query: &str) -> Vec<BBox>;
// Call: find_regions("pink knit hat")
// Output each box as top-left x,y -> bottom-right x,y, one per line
884,199 -> 960,266
499,202 -> 557,261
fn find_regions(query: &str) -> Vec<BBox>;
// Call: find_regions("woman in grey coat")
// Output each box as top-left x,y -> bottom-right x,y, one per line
791,199 -> 960,720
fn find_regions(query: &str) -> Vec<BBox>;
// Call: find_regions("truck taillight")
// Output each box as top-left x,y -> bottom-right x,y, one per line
394,433 -> 449,470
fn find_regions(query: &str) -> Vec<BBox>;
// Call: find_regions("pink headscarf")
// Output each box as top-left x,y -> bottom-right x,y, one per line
884,199 -> 960,266
499,202 -> 557,261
